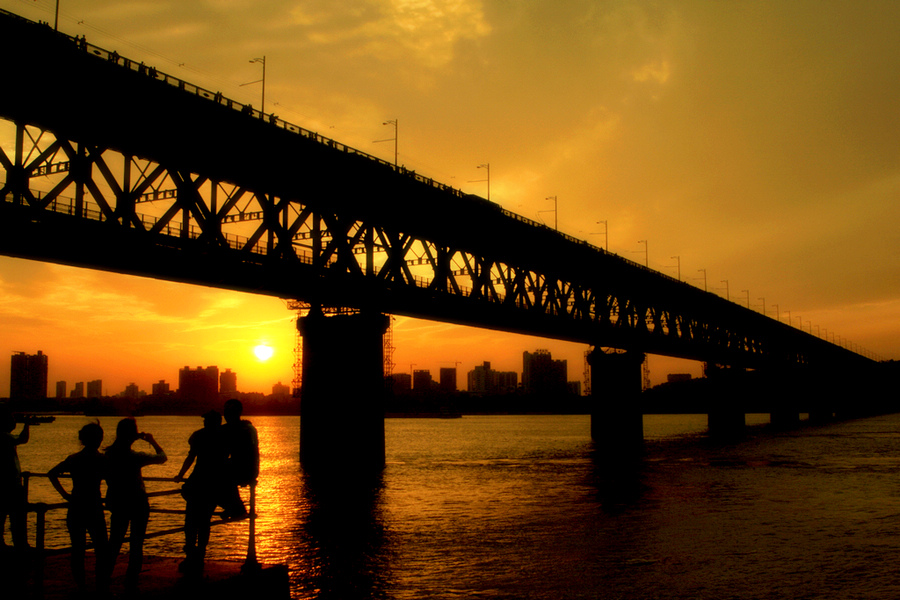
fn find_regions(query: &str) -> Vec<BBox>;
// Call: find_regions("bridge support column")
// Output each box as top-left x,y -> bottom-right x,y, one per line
588,349 -> 644,453
297,309 -> 389,475
708,410 -> 746,438
770,410 -> 801,429
705,364 -> 746,437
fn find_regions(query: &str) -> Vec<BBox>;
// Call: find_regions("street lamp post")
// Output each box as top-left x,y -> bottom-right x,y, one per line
597,220 -> 608,251
697,268 -> 707,291
721,280 -> 729,301
475,163 -> 490,201
671,256 -> 681,281
545,196 -> 558,230
637,240 -> 648,267
742,289 -> 750,309
241,56 -> 267,117
374,119 -> 398,166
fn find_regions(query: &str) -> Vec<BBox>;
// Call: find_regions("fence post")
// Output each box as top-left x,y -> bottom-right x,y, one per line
241,483 -> 260,574
34,502 -> 47,596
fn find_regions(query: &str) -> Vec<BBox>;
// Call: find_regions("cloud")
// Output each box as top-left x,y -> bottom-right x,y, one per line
289,0 -> 491,68
632,59 -> 670,84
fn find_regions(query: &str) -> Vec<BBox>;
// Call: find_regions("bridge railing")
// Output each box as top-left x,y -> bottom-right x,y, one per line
1,187 -> 321,264
20,471 -> 260,591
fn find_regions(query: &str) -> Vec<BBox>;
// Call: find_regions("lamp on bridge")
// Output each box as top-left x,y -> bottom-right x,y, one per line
241,56 -> 267,117
472,163 -> 491,201
596,220 -> 608,252
374,119 -> 398,166
637,240 -> 648,267
544,196 -> 558,230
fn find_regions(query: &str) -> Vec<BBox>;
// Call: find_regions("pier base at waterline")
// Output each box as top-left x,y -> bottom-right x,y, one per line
588,349 -> 645,453
297,309 -> 390,475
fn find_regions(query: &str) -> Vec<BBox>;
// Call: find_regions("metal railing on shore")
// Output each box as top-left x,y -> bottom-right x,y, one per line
20,471 -> 260,590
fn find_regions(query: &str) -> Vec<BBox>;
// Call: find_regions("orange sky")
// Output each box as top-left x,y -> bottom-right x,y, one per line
1,0 -> 898,395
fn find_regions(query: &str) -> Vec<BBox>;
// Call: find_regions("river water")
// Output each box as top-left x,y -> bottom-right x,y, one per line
15,412 -> 900,599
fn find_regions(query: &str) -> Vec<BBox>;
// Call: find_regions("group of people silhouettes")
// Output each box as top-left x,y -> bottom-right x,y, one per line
0,399 -> 258,596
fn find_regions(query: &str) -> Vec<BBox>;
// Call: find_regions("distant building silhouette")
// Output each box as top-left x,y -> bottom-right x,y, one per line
179,366 -> 219,407
495,371 -> 518,394
272,381 -> 290,398
10,350 -> 48,399
220,369 -> 237,394
467,361 -> 518,395
121,383 -> 141,399
522,350 -> 567,396
439,367 -> 457,392
413,369 -> 434,393
70,381 -> 85,399
390,373 -> 411,395
87,379 -> 102,398
151,380 -> 170,395
55,380 -> 67,399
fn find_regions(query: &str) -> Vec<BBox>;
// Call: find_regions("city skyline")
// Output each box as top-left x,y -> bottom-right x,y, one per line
0,0 -> 897,395
7,346 -> 589,397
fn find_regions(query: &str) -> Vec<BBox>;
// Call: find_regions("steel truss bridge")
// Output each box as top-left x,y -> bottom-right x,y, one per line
0,10 -> 872,373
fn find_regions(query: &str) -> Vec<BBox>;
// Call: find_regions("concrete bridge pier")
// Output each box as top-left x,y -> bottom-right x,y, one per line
708,410 -> 746,438
704,364 -> 747,437
588,349 -> 645,453
297,308 -> 390,475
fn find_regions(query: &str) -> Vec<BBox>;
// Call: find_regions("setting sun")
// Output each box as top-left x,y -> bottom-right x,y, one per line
253,344 -> 274,362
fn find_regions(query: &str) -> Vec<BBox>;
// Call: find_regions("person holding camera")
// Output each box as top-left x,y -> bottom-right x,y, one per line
104,417 -> 166,593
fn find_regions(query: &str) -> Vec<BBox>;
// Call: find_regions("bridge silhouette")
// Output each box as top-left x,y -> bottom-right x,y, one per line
0,11 -> 883,465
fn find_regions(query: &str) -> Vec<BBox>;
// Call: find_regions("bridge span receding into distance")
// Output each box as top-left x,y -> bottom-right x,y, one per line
0,10 -> 886,469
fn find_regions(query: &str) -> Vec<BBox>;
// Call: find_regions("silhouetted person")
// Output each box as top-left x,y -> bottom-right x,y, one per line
0,409 -> 31,550
220,399 -> 259,519
49,421 -> 109,594
104,418 -> 166,594
174,410 -> 227,574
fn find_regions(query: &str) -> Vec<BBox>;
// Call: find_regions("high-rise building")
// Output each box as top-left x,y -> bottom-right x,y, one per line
70,381 -> 85,399
220,369 -> 237,394
467,362 -> 516,394
122,383 -> 141,399
179,365 -> 219,407
496,371 -> 518,394
272,381 -> 290,398
413,369 -> 433,392
55,380 -> 67,399
10,350 -> 48,400
87,380 -> 103,398
390,373 -> 412,395
522,350 -> 567,396
439,367 -> 458,392
152,380 -> 170,396
468,361 -> 492,394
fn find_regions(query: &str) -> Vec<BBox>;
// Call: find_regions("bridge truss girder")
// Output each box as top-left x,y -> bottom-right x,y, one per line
0,117 -> 858,371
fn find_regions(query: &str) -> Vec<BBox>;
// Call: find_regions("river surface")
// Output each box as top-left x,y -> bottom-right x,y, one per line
15,412 -> 900,599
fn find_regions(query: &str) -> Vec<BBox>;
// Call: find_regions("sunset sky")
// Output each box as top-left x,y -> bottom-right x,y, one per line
1,0 -> 898,396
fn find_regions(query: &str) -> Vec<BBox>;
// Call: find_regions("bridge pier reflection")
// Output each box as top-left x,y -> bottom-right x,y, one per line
297,308 -> 390,474
588,349 -> 645,452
